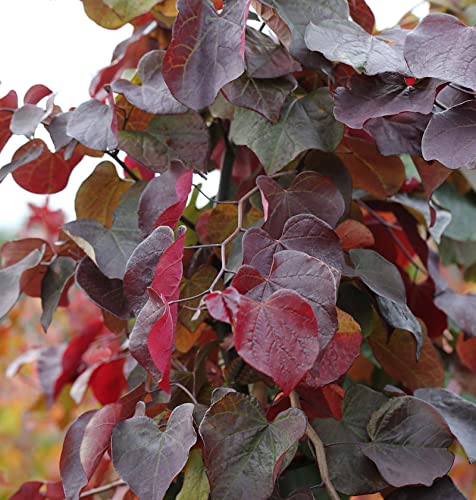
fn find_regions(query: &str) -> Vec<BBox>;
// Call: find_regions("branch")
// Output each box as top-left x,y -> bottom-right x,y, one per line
80,480 -> 126,498
217,134 -> 235,202
106,150 -> 140,181
289,391 -> 340,500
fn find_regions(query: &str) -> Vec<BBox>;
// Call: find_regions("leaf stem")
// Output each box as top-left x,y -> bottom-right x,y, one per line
289,391 -> 340,500
106,150 -> 140,181
79,479 -> 126,498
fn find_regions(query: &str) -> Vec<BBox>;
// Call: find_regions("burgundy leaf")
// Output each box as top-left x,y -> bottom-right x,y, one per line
67,99 -> 118,151
163,0 -> 251,109
258,172 -> 345,238
123,226 -> 175,314
205,287 -> 241,324
348,0 -> 375,34
112,403 -> 197,500
23,84 -> 53,105
235,288 -> 319,394
364,112 -> 431,157
242,213 -> 344,276
89,358 -> 127,405
199,392 -> 306,500
244,27 -> 301,79
422,100 -> 476,169
222,73 -> 297,123
112,50 -> 187,114
233,249 -> 338,349
404,14 -> 476,90
334,73 -> 440,129
0,89 -> 17,151
76,257 -> 131,319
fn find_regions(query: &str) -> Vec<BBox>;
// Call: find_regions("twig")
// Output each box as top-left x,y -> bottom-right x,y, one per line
80,479 -> 126,498
170,381 -> 199,405
192,184 -> 239,205
106,150 -> 140,181
356,199 -> 427,275
289,391 -> 340,500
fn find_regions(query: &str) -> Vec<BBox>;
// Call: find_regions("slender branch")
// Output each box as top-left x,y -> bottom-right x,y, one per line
180,215 -> 196,230
192,184 -> 239,205
80,480 -> 126,498
356,200 -> 427,275
289,391 -> 340,500
170,381 -> 199,405
106,150 -> 140,181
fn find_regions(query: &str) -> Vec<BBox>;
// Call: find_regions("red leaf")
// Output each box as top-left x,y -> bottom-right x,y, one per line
336,219 -> 375,250
348,0 -> 375,33
0,90 -> 17,151
12,139 -> 82,194
163,0 -> 250,109
23,84 -> 53,105
155,169 -> 193,229
456,335 -> 476,374
205,287 -> 241,324
234,288 -> 319,395
89,358 -> 127,405
10,481 -> 44,500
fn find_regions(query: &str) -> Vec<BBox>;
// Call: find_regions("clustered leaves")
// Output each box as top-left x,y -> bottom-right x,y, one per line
2,0 -> 476,499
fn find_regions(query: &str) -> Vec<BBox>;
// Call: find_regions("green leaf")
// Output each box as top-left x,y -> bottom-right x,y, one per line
230,88 -> 343,174
176,449 -> 210,500
83,0 -> 160,29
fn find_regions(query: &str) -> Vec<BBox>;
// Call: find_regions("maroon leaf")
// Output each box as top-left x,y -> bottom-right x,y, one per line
205,287 -> 241,324
334,73 -> 440,129
0,90 -> 18,151
244,26 -> 301,79
112,403 -> 197,499
242,213 -> 344,276
123,226 -> 175,314
348,0 -> 375,34
112,50 -> 187,114
233,249 -> 338,349
67,99 -> 117,151
76,257 -> 131,319
222,74 -> 297,123
23,84 -> 53,105
364,112 -> 431,157
404,14 -> 476,90
422,100 -> 476,169
234,288 -> 319,394
306,21 -> 409,75
258,172 -> 345,238
163,0 -> 250,109
0,247 -> 44,318
199,392 -> 306,500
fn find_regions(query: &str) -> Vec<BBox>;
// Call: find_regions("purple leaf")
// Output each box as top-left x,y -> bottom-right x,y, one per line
364,112 -> 431,156
305,21 -> 410,75
363,396 -> 454,488
230,88 -> 343,174
386,477 -> 466,500
334,73 -> 440,129
67,99 -> 118,151
222,74 -> 297,123
422,100 -> 476,169
233,249 -> 338,350
163,0 -> 250,109
75,257 -> 130,319
257,172 -> 345,238
242,213 -> 343,276
244,27 -> 301,79
199,392 -> 306,500
112,403 -> 197,500
118,112 -> 209,172
404,14 -> 476,90
64,182 -> 145,279
0,247 -> 44,318
112,50 -> 187,114
123,226 -> 174,314
415,388 -> 476,464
